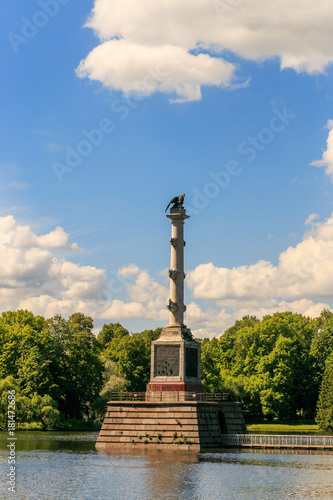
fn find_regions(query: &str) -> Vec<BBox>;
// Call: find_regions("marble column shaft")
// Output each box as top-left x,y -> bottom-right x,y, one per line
166,209 -> 189,326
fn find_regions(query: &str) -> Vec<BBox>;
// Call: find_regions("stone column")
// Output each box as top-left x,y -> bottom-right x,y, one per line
147,203 -> 204,394
166,207 -> 189,327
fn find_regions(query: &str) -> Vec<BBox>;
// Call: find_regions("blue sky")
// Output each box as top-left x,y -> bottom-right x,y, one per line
2,0 -> 333,337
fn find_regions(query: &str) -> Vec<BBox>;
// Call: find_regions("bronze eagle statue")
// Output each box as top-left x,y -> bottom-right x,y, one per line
165,193 -> 185,212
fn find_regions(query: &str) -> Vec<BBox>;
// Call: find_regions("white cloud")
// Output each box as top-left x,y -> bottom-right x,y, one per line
311,120 -> 333,180
0,216 -> 79,251
1,214 -> 333,339
100,299 -> 146,320
77,0 -> 333,101
305,213 -> 319,226
76,39 -> 235,103
187,212 -> 333,304
118,263 -> 140,277
0,216 -> 103,314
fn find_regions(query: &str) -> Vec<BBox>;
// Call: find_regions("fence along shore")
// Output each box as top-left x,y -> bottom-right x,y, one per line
221,434 -> 333,450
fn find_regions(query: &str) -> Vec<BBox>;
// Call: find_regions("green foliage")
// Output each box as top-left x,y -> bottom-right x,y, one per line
99,357 -> 128,396
316,353 -> 333,431
0,308 -> 332,429
96,323 -> 129,352
201,338 -> 225,393
0,376 -> 60,430
60,313 -> 103,420
202,312 -> 320,422
103,328 -> 161,391
0,310 -> 103,424
311,309 -> 333,378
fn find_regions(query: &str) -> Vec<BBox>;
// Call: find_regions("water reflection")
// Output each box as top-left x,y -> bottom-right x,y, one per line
0,432 -> 333,500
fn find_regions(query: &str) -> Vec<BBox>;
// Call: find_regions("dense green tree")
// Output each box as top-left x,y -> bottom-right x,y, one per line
0,376 -> 60,430
100,357 -> 128,396
215,312 -> 317,421
311,309 -> 333,377
0,310 -> 45,331
103,328 -> 161,391
0,307 -> 332,427
0,311 -> 45,379
316,352 -> 333,431
201,338 -> 224,393
0,310 -> 104,422
57,313 -> 103,420
96,323 -> 129,351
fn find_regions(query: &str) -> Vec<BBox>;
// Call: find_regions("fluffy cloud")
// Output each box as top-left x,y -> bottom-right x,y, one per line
0,216 -> 79,250
1,214 -> 333,339
187,212 -> 333,303
76,39 -> 235,102
77,0 -> 333,101
118,263 -> 140,277
311,120 -> 333,180
0,216 -> 168,324
0,216 -> 105,314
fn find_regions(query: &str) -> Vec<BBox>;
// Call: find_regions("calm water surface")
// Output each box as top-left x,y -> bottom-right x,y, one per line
1,431 -> 333,500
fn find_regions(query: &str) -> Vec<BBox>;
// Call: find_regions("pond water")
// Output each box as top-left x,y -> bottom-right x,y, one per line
1,431 -> 333,500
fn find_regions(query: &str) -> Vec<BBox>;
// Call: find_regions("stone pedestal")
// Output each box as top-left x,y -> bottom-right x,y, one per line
147,325 -> 205,393
96,400 -> 247,452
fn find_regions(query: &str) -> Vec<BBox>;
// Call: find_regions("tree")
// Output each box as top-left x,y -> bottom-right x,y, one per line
201,338 -> 224,393
100,357 -> 128,396
59,313 -> 103,420
216,312 -> 317,421
0,311 -> 46,380
316,352 -> 333,431
0,310 -> 45,332
96,323 -> 129,352
103,328 -> 161,391
311,309 -> 333,381
0,376 -> 60,430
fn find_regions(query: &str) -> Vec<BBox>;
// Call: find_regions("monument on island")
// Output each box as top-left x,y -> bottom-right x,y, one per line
96,194 -> 247,452
147,193 -> 204,394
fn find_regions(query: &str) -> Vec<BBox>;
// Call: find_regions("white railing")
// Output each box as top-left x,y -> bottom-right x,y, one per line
109,392 -> 230,402
220,434 -> 333,449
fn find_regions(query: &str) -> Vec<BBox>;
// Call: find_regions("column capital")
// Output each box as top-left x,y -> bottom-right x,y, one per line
166,207 -> 190,222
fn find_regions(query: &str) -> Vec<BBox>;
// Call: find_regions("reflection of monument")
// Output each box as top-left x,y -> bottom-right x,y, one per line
147,196 -> 204,394
96,194 -> 247,452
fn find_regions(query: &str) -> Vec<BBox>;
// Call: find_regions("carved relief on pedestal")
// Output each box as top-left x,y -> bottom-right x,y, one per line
181,329 -> 194,341
167,299 -> 178,312
168,269 -> 178,280
170,237 -> 178,247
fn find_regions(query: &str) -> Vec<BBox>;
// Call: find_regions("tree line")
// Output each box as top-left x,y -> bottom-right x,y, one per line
0,309 -> 332,431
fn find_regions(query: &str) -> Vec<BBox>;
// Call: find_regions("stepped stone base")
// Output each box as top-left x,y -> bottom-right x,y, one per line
96,400 -> 247,452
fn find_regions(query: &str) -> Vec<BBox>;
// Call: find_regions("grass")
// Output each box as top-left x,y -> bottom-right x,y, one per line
13,420 -> 102,431
247,423 -> 319,433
